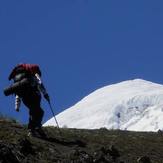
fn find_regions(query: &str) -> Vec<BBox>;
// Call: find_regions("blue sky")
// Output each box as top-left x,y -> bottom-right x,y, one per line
0,0 -> 163,124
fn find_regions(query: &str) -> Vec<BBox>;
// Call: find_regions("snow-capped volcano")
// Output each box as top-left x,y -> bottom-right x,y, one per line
44,79 -> 163,131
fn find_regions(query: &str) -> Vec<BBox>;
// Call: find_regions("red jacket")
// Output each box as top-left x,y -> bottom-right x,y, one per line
9,63 -> 41,80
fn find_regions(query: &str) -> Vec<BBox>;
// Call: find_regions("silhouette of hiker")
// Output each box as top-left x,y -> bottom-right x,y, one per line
4,63 -> 50,136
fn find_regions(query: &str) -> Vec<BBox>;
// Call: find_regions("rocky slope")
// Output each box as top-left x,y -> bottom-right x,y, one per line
0,117 -> 163,162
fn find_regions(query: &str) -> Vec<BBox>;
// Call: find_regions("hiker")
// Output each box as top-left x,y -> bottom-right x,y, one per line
4,63 -> 50,136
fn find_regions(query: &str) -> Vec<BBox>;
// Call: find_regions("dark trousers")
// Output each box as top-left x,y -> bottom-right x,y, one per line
22,91 -> 44,130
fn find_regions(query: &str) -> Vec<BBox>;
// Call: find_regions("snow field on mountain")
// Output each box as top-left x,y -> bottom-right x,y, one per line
44,79 -> 163,131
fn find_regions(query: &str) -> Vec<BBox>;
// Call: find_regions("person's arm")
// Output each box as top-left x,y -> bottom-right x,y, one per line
15,95 -> 21,112
35,73 -> 50,101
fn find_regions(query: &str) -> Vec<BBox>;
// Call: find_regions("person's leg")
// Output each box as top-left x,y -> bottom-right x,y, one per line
22,92 -> 44,131
33,107 -> 44,129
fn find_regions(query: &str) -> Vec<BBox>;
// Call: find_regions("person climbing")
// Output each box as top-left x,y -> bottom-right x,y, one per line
4,63 -> 50,137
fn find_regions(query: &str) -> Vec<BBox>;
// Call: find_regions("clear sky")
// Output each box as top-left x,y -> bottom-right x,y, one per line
0,0 -> 163,124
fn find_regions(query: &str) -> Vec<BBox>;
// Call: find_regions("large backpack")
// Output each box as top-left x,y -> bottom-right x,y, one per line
4,64 -> 42,96
8,64 -> 41,81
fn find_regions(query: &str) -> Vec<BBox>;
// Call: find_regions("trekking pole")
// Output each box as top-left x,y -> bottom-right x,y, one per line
47,100 -> 62,136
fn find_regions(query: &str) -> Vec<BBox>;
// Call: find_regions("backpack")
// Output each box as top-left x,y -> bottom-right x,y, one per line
9,64 -> 41,81
5,64 -> 42,96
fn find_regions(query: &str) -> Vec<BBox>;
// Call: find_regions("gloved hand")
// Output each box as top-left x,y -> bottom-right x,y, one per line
44,93 -> 50,102
15,108 -> 19,112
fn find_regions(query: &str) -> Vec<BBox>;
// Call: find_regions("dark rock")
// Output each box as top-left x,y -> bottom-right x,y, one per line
137,156 -> 152,163
69,149 -> 93,163
108,145 -> 120,161
0,142 -> 20,163
158,129 -> 163,135
93,147 -> 112,163
18,138 -> 35,155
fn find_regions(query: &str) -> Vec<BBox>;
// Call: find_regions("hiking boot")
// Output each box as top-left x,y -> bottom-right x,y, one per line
35,127 -> 46,137
27,129 -> 36,137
